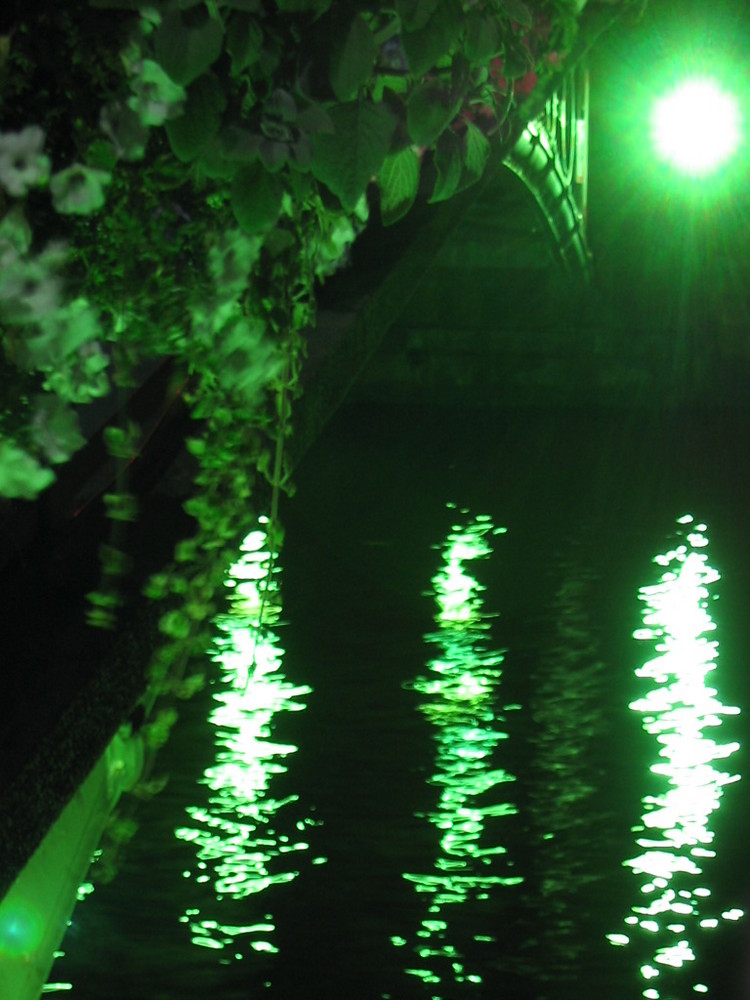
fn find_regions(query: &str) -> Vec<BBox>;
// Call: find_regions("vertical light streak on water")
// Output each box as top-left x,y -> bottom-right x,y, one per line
395,505 -> 522,994
607,514 -> 743,997
174,516 -> 313,959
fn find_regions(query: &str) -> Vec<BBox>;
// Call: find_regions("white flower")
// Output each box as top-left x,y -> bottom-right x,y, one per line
30,395 -> 86,464
0,253 -> 64,325
0,125 -> 51,197
50,164 -> 112,215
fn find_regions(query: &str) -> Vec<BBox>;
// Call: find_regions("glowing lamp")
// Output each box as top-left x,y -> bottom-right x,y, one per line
651,77 -> 741,176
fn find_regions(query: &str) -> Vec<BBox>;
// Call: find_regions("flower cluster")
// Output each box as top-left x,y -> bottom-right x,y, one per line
0,126 -> 113,214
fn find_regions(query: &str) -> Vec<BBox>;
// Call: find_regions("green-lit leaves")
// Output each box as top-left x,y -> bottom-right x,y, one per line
215,315 -> 282,400
160,609 -> 192,639
225,14 -> 263,77
430,120 -> 490,202
329,13 -> 378,102
103,491 -> 139,522
143,707 -> 179,748
127,60 -> 186,126
464,11 -> 502,63
207,229 -> 262,296
175,537 -> 199,563
143,571 -> 170,600
310,101 -> 396,211
395,0 -> 439,31
431,128 -> 462,202
464,119 -> 491,182
377,147 -> 420,225
169,673 -> 206,699
275,0 -> 331,11
166,73 -> 227,163
154,9 -> 224,87
231,162 -> 284,233
499,0 -> 533,28
407,78 -> 462,148
86,605 -> 117,630
0,440 -> 54,499
103,421 -> 140,460
400,0 -> 462,77
98,543 -> 134,577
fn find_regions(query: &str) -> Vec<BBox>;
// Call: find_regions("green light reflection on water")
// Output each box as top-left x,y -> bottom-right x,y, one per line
607,514 -> 743,994
398,507 -> 521,995
174,516 -> 312,957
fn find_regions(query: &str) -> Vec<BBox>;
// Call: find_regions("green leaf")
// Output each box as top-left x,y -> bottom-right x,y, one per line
462,119 -> 490,182
310,101 -> 396,211
103,421 -> 140,459
87,606 -> 116,629
88,0 -> 143,7
499,0 -> 533,28
0,441 -> 54,499
143,572 -> 170,600
165,73 -> 226,163
99,544 -> 133,576
407,79 -> 462,148
330,13 -> 378,102
225,14 -> 263,77
464,12 -> 501,63
395,0 -> 439,31
275,0 -> 331,10
429,120 -> 490,203
185,436 -> 206,458
103,492 -> 139,522
154,10 -> 224,86
159,610 -> 192,639
296,103 -> 335,135
400,0 -> 462,77
231,162 -> 284,233
377,147 -> 420,226
429,128 -> 462,203
175,538 -> 198,563
85,139 -> 118,171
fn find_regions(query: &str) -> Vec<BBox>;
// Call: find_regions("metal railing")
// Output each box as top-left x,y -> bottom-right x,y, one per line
503,64 -> 591,280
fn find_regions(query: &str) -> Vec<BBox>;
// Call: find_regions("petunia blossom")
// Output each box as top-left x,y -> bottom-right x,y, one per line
49,164 -> 112,215
0,125 -> 51,197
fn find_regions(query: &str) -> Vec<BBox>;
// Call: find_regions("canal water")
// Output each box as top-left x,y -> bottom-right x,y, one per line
48,403 -> 750,1000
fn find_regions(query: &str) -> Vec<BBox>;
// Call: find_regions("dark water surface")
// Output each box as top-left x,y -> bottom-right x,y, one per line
50,404 -> 750,1000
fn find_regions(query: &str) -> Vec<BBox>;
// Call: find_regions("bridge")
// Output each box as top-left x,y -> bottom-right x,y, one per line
290,61 -> 643,465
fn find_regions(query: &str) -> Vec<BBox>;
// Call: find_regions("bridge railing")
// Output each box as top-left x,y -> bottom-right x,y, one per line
503,63 -> 592,281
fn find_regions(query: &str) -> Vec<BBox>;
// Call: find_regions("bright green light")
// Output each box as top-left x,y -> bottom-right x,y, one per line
175,518 -> 312,957
398,511 -> 520,992
610,515 -> 743,995
651,78 -> 741,176
0,900 -> 45,956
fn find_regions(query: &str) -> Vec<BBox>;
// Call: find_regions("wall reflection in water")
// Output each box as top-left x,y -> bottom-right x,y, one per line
608,514 -> 743,997
394,506 -> 522,994
521,553 -> 609,987
175,516 -> 313,960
